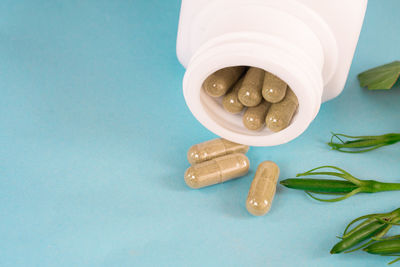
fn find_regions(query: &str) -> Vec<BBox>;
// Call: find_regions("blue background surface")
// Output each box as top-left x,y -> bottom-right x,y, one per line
1,0 -> 400,266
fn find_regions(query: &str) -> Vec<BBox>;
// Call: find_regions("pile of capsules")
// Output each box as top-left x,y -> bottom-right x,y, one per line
203,66 -> 299,132
184,138 -> 279,216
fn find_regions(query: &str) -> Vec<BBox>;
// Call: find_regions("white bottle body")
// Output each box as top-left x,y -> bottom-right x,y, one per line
177,0 -> 368,146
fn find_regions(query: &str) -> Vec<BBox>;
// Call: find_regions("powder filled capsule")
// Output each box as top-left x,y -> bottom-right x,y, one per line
202,66 -> 246,97
187,138 -> 249,165
238,67 -> 265,107
266,88 -> 298,132
246,161 -> 280,216
242,100 -> 271,131
262,72 -> 288,103
222,78 -> 245,114
184,153 -> 250,189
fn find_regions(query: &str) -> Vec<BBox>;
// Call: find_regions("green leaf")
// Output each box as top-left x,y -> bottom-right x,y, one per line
358,61 -> 400,90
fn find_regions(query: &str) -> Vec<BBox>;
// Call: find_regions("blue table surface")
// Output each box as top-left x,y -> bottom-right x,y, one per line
1,1 -> 400,266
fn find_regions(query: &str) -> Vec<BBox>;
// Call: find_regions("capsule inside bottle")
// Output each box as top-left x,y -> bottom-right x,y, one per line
262,72 -> 288,103
265,88 -> 298,132
202,66 -> 299,134
242,100 -> 271,131
203,66 -> 246,97
238,67 -> 265,107
222,77 -> 245,114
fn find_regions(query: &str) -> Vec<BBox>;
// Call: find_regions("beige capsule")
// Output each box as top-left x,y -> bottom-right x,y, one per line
187,138 -> 249,165
203,66 -> 246,97
222,78 -> 245,114
184,153 -> 250,189
246,161 -> 280,216
265,88 -> 298,132
242,100 -> 271,131
238,67 -> 265,107
262,72 -> 288,103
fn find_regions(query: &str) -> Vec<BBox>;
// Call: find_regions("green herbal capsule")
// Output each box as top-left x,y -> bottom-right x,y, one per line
203,66 -> 246,97
184,153 -> 250,189
246,161 -> 280,216
222,77 -> 245,114
262,72 -> 288,103
266,88 -> 298,132
238,67 -> 265,107
242,100 -> 271,131
187,138 -> 249,165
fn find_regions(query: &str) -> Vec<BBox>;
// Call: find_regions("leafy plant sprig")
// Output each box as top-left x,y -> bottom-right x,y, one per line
280,166 -> 400,202
358,61 -> 400,90
364,237 -> 400,265
330,208 -> 400,255
328,132 -> 400,153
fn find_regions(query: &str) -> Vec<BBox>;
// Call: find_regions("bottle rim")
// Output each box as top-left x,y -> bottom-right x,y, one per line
183,33 -> 323,146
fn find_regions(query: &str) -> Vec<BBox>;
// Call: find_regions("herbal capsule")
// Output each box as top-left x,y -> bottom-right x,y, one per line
262,72 -> 288,103
203,66 -> 246,97
187,138 -> 249,165
246,161 -> 280,216
238,67 -> 265,107
265,88 -> 298,132
184,153 -> 250,189
222,78 -> 245,114
242,100 -> 271,131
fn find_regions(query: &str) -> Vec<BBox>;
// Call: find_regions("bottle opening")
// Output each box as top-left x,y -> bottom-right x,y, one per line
201,66 -> 299,136
182,36 -> 323,146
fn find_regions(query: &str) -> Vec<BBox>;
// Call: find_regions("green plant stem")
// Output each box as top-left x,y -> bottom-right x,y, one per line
366,181 -> 400,193
328,133 -> 400,153
280,166 -> 400,202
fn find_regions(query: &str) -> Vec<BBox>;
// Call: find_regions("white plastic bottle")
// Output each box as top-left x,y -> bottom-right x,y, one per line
176,0 -> 368,146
